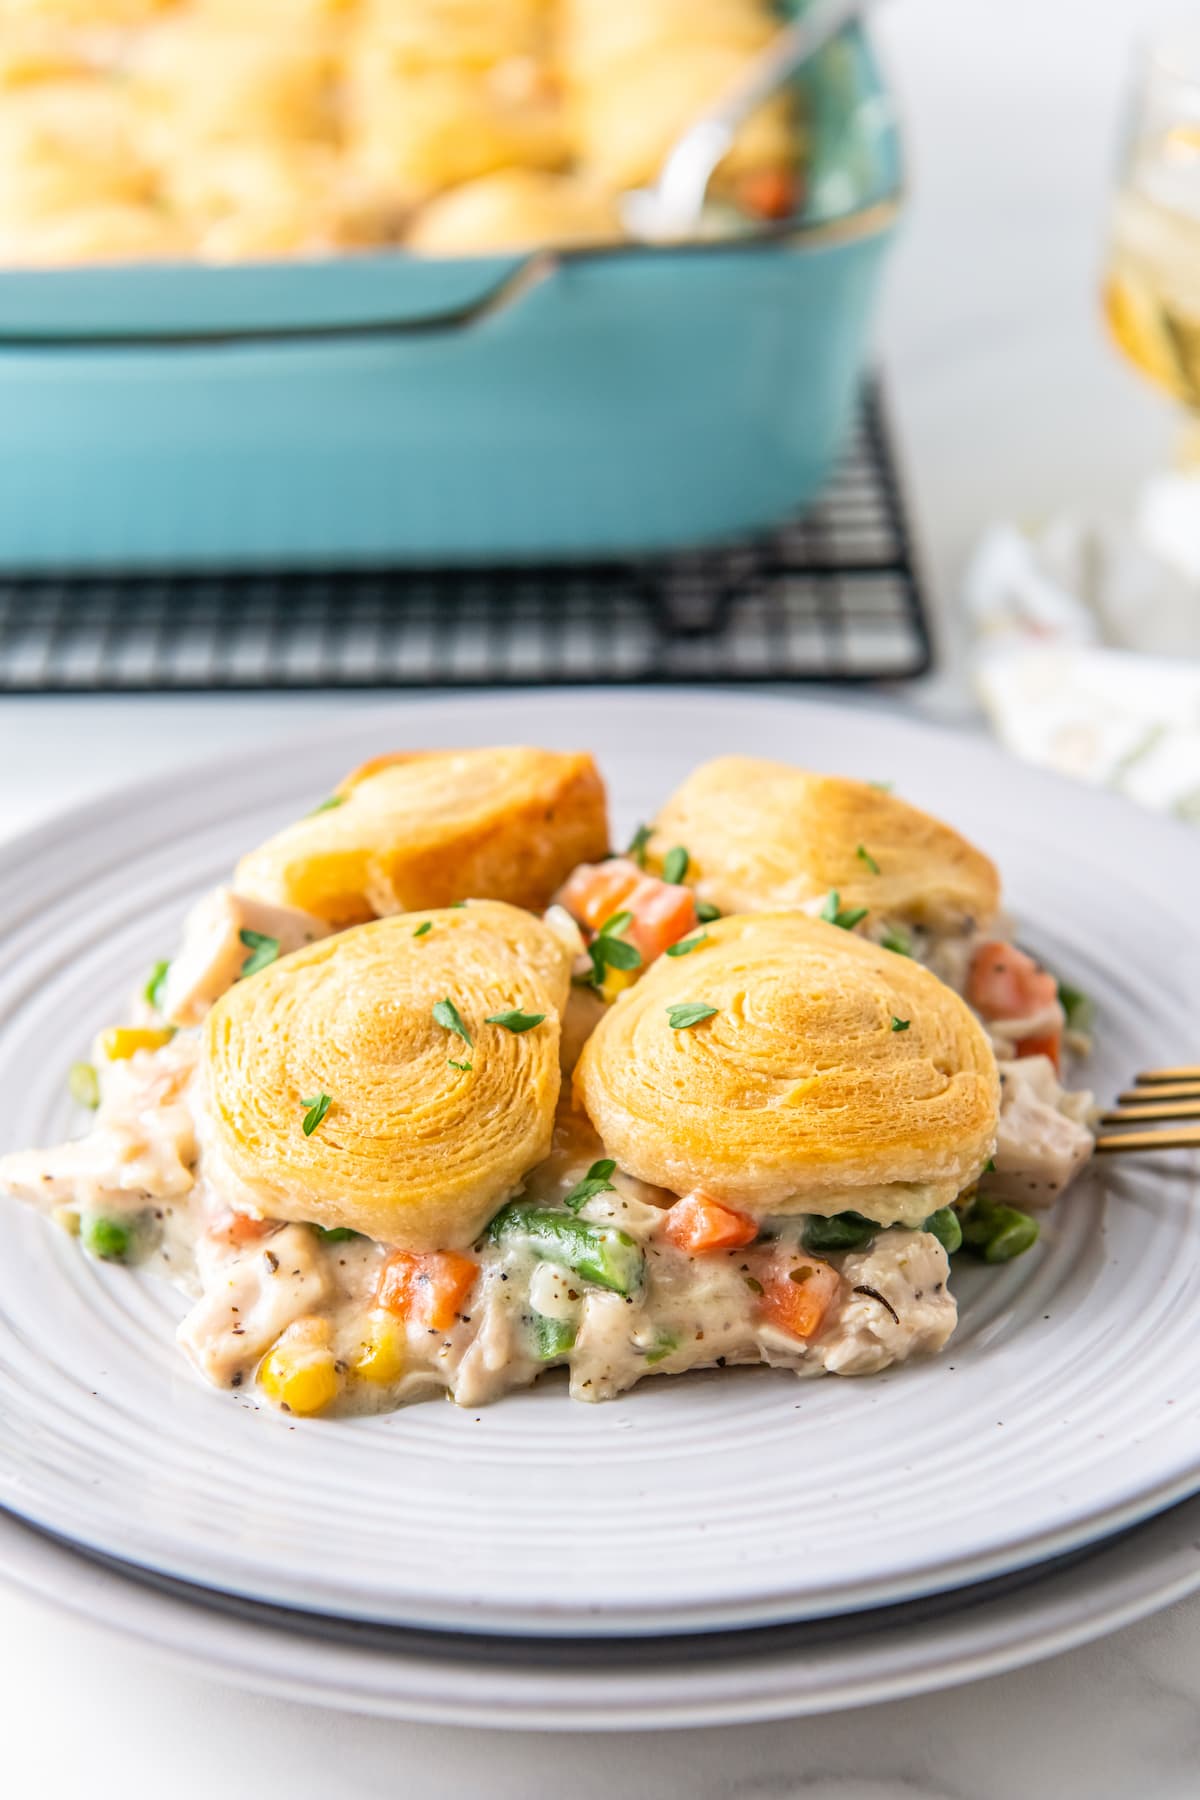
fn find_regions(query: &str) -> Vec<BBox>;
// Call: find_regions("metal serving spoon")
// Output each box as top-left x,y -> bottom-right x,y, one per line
620,0 -> 882,244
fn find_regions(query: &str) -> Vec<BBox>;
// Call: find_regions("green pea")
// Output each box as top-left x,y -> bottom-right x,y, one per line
81,1213 -> 134,1263
983,1210 -> 1040,1263
923,1207 -> 963,1256
961,1199 -> 1039,1264
802,1211 -> 878,1254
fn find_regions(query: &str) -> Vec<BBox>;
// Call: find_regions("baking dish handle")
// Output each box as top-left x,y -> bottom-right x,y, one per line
0,250 -> 561,349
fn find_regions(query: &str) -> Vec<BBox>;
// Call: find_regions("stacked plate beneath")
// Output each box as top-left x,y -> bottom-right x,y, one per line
2,693 -> 1198,1722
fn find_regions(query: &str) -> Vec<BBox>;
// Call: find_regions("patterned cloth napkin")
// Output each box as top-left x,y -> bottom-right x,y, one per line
963,471 -> 1200,824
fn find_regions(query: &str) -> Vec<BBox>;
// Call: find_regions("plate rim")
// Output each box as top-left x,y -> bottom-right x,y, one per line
4,1491 -> 1200,1729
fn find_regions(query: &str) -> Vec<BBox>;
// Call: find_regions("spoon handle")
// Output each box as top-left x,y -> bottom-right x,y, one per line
652,0 -> 880,231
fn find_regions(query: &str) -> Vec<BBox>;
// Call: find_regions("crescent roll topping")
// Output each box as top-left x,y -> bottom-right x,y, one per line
201,901 -> 572,1249
650,757 -> 1001,935
575,913 -> 1000,1227
234,746 -> 609,927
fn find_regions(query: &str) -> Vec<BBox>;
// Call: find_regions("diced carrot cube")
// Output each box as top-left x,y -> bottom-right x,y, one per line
738,166 -> 798,220
556,858 -> 643,933
376,1250 -> 478,1333
663,1191 -> 758,1253
755,1253 -> 841,1342
967,941 -> 1058,1023
1014,1030 -> 1062,1072
210,1209 -> 276,1248
557,858 -> 697,963
623,880 -> 698,963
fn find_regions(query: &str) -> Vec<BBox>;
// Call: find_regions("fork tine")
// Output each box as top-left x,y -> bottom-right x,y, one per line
1136,1066 -> 1200,1083
1101,1100 -> 1200,1123
1118,1082 -> 1200,1104
1095,1125 -> 1200,1154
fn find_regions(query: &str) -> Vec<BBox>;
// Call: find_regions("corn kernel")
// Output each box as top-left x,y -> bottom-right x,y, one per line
600,965 -> 638,1005
258,1326 -> 340,1416
97,1026 -> 175,1062
350,1310 -> 406,1385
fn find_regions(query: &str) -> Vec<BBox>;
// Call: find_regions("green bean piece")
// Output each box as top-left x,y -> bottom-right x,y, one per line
802,1210 -> 878,1254
81,1212 -> 134,1263
489,1202 -> 644,1295
144,960 -> 170,1010
311,1224 -> 361,1244
531,1312 -> 576,1361
68,1061 -> 100,1110
923,1207 -> 963,1256
1057,979 -> 1095,1034
961,1199 -> 1039,1264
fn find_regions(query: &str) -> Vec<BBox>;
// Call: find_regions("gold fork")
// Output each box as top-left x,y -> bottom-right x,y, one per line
1095,1066 -> 1200,1156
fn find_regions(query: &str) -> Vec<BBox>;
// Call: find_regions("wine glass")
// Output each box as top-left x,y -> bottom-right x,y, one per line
1104,30 -> 1200,473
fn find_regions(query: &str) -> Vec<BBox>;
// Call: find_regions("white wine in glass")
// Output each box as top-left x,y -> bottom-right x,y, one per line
1104,36 -> 1200,448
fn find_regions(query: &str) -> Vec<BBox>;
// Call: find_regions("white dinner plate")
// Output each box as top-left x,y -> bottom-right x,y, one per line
5,1494 -> 1200,1729
0,692 -> 1198,1638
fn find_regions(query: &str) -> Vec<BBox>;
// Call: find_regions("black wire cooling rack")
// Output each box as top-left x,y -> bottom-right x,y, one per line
0,385 -> 930,693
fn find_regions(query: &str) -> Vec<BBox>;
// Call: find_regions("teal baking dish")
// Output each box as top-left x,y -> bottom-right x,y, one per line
0,19 -> 901,570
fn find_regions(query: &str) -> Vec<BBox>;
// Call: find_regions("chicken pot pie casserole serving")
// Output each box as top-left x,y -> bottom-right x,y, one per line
0,747 -> 1097,1419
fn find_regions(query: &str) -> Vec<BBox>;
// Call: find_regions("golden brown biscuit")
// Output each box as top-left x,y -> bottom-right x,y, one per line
575,911 -> 999,1225
234,746 -> 609,927
408,168 -> 621,255
202,901 -> 571,1247
650,757 -> 1000,934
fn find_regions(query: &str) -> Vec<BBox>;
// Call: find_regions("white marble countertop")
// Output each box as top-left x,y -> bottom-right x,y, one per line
2,0 -> 1195,1790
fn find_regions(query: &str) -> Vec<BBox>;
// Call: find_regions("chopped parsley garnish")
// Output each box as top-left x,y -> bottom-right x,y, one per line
869,780 -> 893,792
983,1157 -> 996,1173
586,910 -> 643,986
626,824 -> 652,868
433,998 -> 472,1045
666,1002 -> 718,1030
662,845 -> 690,886
238,929 -> 280,978
413,921 -> 432,938
881,927 -> 912,957
311,1224 -> 360,1244
819,891 -> 869,931
486,1008 -> 546,1033
301,1092 -> 332,1136
307,795 -> 344,816
891,1016 -> 910,1032
694,899 -> 722,924
855,844 -> 881,875
563,1158 -> 617,1212
448,1058 -> 473,1072
144,960 -> 170,1009
665,932 -> 709,958
68,1061 -> 100,1110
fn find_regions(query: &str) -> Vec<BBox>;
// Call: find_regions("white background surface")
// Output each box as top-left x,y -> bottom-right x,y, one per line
3,1 -> 1198,1794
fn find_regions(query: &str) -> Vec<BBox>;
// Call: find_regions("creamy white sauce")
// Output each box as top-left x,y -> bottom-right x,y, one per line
0,896 -> 1091,1419
0,1038 -> 961,1415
